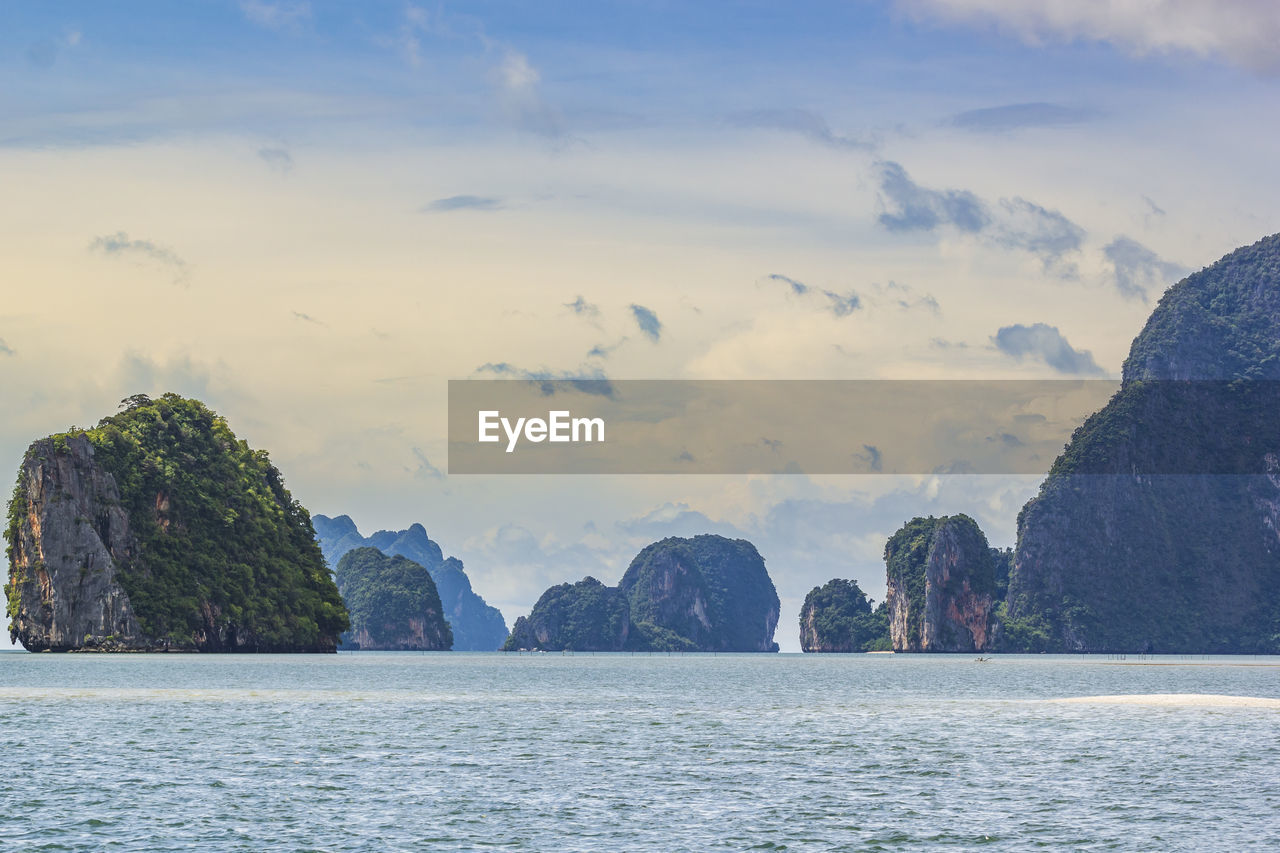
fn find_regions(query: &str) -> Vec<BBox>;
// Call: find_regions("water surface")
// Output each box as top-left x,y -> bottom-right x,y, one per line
2,652 -> 1277,851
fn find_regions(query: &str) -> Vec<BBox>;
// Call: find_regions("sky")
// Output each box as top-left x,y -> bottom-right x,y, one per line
2,0 -> 1279,650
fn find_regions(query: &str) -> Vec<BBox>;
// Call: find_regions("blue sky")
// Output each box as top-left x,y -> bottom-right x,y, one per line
3,1 -> 1279,649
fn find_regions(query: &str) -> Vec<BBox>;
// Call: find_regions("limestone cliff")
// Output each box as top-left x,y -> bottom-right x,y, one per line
5,435 -> 145,651
1004,233 -> 1280,653
313,514 -> 507,651
798,578 -> 890,652
332,547 -> 452,651
5,394 -> 348,652
619,535 -> 780,653
503,534 -> 781,652
884,515 -> 995,653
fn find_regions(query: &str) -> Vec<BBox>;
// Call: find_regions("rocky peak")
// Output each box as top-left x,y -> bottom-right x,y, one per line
884,515 -> 995,653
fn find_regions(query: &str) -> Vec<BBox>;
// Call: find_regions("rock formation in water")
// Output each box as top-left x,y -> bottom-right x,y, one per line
5,394 -> 348,652
620,535 -> 781,652
503,534 -> 781,652
884,515 -> 995,653
1003,233 -> 1280,653
503,577 -> 632,651
799,578 -> 891,652
312,514 -> 507,651
332,547 -> 452,650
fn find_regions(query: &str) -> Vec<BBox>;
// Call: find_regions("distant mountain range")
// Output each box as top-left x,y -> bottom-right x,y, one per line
313,515 -> 508,651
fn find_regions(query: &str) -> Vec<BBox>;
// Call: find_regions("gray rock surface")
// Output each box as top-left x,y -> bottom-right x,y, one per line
7,436 -> 144,651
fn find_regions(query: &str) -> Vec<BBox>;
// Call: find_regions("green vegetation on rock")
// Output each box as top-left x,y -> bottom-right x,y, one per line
1005,234 -> 1280,653
503,535 -> 780,652
619,535 -> 780,652
502,577 -> 631,651
799,578 -> 890,652
884,515 -> 996,653
6,393 -> 348,651
333,547 -> 452,650
313,514 -> 507,651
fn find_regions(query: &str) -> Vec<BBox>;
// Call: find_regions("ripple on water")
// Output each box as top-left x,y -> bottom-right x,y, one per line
0,654 -> 1279,851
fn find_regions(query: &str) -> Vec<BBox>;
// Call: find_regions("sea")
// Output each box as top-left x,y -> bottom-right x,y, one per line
1,651 -> 1277,851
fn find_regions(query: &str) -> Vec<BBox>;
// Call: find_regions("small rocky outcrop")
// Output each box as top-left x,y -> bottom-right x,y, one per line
332,547 -> 452,650
5,394 -> 348,652
503,577 -> 631,651
503,534 -> 781,652
799,579 -> 890,652
620,535 -> 781,653
313,514 -> 508,651
884,515 -> 995,653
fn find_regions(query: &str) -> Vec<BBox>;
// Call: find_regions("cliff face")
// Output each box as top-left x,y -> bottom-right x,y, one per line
503,535 -> 781,652
884,516 -> 995,653
1005,234 -> 1280,653
314,515 -> 507,651
798,578 -> 889,652
620,535 -> 780,653
5,394 -> 348,652
6,436 -> 144,651
333,547 -> 452,651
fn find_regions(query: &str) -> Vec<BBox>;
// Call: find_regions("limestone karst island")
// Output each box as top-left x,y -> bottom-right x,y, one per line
7,235 -> 1280,654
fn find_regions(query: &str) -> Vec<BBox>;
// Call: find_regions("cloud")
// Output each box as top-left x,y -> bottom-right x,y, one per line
897,0 -> 1280,72
875,161 -> 1084,276
494,50 -> 564,138
857,444 -> 883,472
766,274 -> 862,317
727,109 -> 873,150
409,447 -> 444,480
629,304 -> 662,341
0,338 -> 14,357
240,1 -> 311,32
949,102 -> 1100,132
423,195 -> 502,212
876,161 -> 989,233
1103,236 -> 1188,301
767,273 -> 810,296
258,147 -> 293,173
89,232 -> 188,284
878,281 -> 941,314
992,323 -> 1106,375
992,198 -> 1087,277
564,295 -> 601,319
587,339 -> 627,360
475,362 -> 615,397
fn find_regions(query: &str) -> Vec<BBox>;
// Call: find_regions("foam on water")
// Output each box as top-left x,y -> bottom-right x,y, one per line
1049,693 -> 1280,708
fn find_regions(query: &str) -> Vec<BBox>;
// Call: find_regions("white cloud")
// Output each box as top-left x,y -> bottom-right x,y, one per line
898,0 -> 1280,71
240,1 -> 311,32
493,50 -> 564,138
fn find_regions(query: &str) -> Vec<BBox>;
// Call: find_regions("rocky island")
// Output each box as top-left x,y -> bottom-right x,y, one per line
314,514 -> 507,651
883,515 -> 997,653
333,547 -> 453,650
1002,233 -> 1280,653
798,578 -> 890,652
504,534 -> 781,652
5,394 -> 348,652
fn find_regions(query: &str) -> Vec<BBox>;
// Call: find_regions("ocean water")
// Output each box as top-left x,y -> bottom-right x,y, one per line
1,652 -> 1278,851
